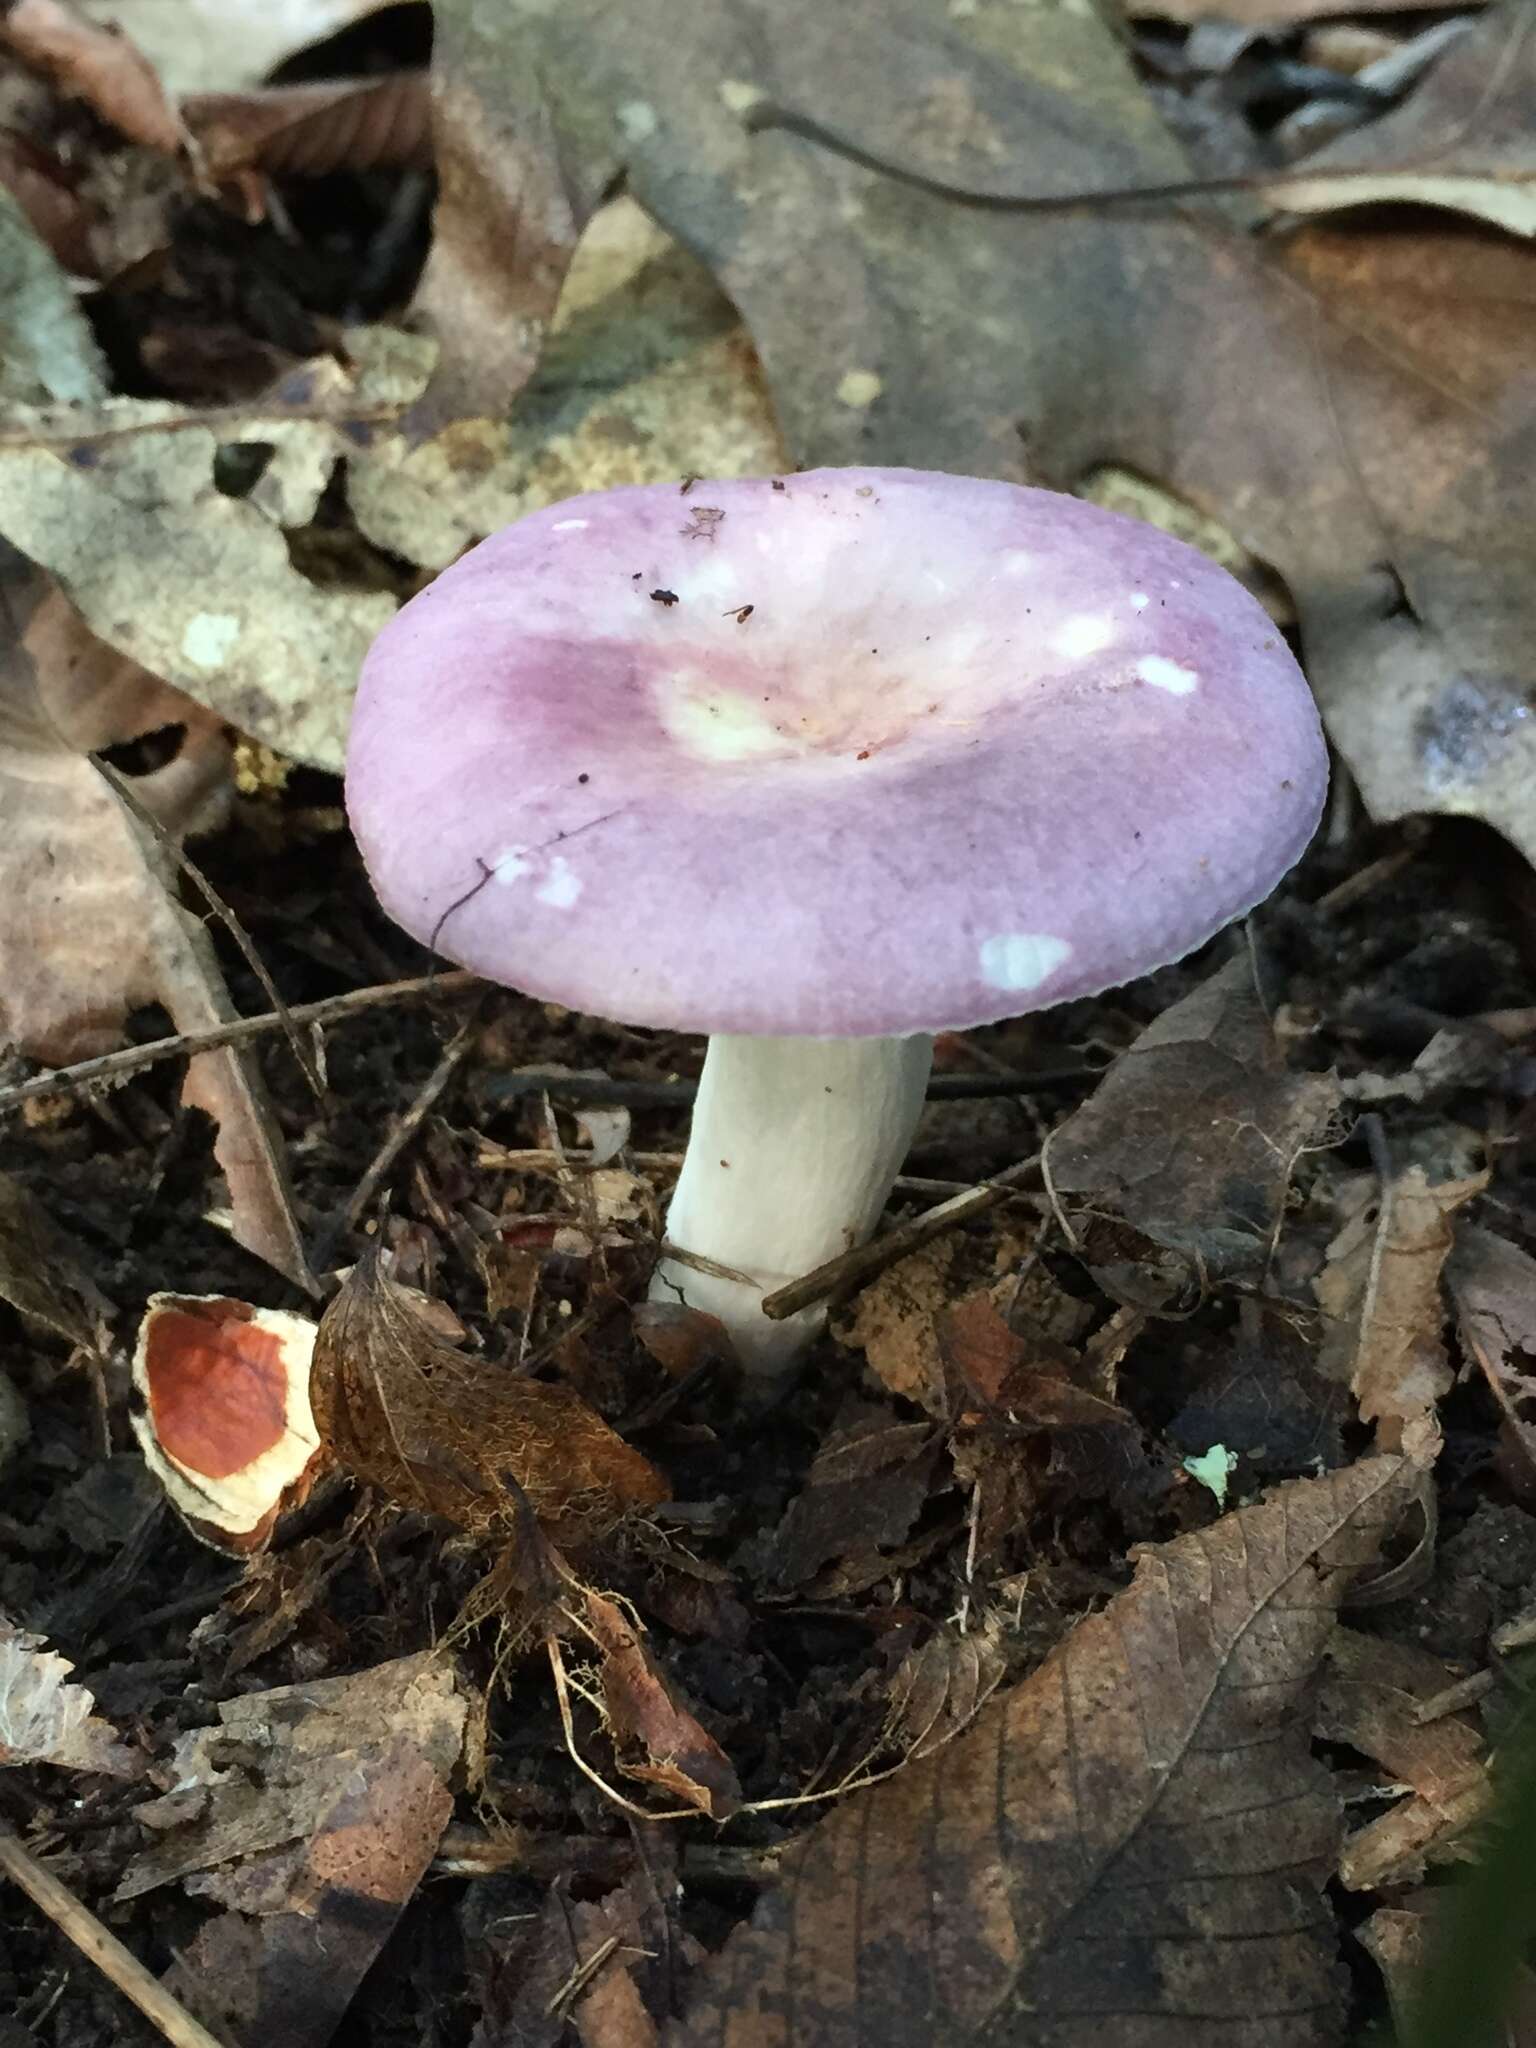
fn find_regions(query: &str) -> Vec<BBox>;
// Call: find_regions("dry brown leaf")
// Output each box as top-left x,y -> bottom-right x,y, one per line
578,1587 -> 742,1819
184,71 -> 430,188
1316,1165 -> 1485,1451
2,0 -> 186,153
837,1239 -> 957,1416
0,558 -> 312,1289
1280,13 -> 1536,237
0,132 -> 97,276
1447,1224 -> 1536,1490
1046,959 -> 1341,1284
418,0 -> 1536,864
0,1170 -> 111,1351
667,1457 -> 1414,2048
942,1291 -> 1128,1428
1318,1628 -> 1489,1889
406,20 -> 609,436
311,1246 -> 668,1546
0,1621 -> 138,1774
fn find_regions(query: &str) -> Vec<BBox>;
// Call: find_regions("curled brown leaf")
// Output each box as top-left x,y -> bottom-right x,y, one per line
311,1247 -> 669,1546
184,73 -> 431,186
577,1587 -> 742,1819
1,0 -> 186,153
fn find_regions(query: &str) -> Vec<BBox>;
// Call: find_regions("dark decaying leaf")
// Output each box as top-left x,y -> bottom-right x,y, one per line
942,1291 -> 1129,1428
0,1170 -> 111,1351
762,1409 -> 940,1593
420,0 -> 1536,863
1046,959 -> 1340,1283
311,1247 -> 668,1545
1448,1225 -> 1536,1492
578,1587 -> 742,1819
666,1456 -> 1414,2048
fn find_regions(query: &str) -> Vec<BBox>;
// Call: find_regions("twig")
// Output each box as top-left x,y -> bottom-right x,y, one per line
760,1150 -> 1044,1321
480,1066 -> 1099,1110
0,970 -> 482,1114
310,1005 -> 486,1269
0,1825 -> 226,2048
99,760 -> 322,1095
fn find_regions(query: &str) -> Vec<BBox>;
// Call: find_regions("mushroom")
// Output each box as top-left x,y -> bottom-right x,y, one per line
346,468 -> 1327,1378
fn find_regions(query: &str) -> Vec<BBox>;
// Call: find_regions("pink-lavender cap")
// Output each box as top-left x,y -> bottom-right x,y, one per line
346,468 -> 1328,1036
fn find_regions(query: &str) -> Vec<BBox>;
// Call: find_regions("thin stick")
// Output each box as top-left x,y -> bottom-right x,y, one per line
0,1826 -> 226,2048
482,1065 -> 1100,1110
760,1150 -> 1044,1321
344,1013 -> 478,1230
0,970 -> 482,1114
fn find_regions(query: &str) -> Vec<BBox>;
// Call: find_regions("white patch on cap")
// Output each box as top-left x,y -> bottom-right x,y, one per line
552,517 -> 589,532
979,932 -> 1072,992
493,850 -> 533,886
535,857 -> 582,909
1000,551 -> 1034,576
670,557 -> 738,604
1136,654 -> 1199,695
1053,615 -> 1115,660
181,612 -> 241,669
1129,592 -> 1150,611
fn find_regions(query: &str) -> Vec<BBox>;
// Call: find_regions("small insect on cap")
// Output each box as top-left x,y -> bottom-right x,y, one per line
346,469 -> 1328,1035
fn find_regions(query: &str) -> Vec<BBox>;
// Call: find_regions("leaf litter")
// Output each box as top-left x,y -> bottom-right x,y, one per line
2,0 -> 1536,2042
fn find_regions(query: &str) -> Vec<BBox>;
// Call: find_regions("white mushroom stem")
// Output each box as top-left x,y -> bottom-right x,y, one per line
649,1032 -> 934,1379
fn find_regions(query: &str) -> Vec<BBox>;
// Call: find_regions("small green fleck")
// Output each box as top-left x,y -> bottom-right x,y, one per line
1183,1445 -> 1239,1507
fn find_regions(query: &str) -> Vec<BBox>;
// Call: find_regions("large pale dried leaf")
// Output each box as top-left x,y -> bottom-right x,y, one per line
312,1247 -> 668,1546
78,0 -> 403,95
0,1171 -> 110,1350
346,198 -> 785,572
184,71 -> 431,185
119,1652 -> 464,1902
1318,1629 -> 1489,1890
1046,959 -> 1341,1282
0,1623 -> 137,1773
838,1240 -> 957,1416
0,560 -> 311,1289
1281,14 -> 1536,237
0,399 -> 392,770
2,0 -> 185,152
1316,1167 -> 1485,1449
579,1588 -> 742,1818
422,0 -> 1536,862
165,1733 -> 453,2048
667,1457 -> 1413,2048
1447,1225 -> 1536,1488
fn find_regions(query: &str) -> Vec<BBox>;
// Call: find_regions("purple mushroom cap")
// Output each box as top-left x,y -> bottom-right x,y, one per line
346,468 -> 1327,1037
